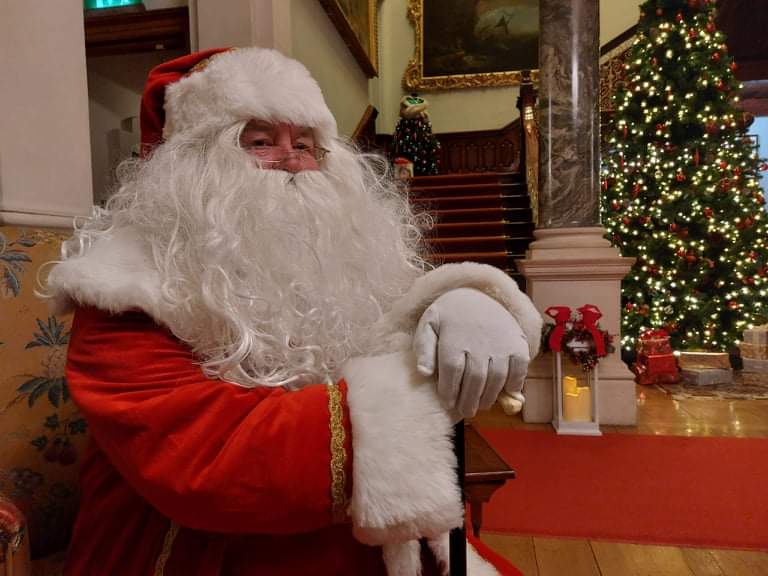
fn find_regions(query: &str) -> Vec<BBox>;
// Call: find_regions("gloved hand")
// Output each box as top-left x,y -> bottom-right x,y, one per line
413,287 -> 530,418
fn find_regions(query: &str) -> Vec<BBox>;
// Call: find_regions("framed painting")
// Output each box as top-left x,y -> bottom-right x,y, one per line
318,0 -> 378,77
404,0 -> 539,90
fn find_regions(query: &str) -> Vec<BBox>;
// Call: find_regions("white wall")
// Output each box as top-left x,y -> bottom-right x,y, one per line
0,0 -> 93,226
290,0 -> 370,137
600,0 -> 642,46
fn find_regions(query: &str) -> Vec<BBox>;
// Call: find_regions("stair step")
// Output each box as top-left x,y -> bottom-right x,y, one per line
433,221 -> 535,237
410,171 -> 521,187
408,182 -> 526,197
431,207 -> 532,223
412,194 -> 531,210
427,235 -> 533,253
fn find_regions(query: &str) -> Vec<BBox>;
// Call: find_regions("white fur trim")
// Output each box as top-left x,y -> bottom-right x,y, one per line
163,48 -> 338,147
343,350 -> 463,547
428,533 -> 500,576
46,227 -> 164,321
382,541 -> 422,576
378,262 -> 543,359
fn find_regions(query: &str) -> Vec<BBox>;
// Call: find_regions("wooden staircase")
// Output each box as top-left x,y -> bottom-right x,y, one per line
408,171 -> 535,290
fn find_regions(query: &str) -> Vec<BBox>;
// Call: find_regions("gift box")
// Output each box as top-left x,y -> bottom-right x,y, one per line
678,351 -> 731,370
637,329 -> 674,355
681,367 -> 733,386
739,342 -> 768,360
645,353 -> 678,375
743,324 -> 768,346
742,357 -> 768,373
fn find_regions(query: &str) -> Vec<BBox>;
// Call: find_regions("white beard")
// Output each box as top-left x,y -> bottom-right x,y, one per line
78,130 -> 429,387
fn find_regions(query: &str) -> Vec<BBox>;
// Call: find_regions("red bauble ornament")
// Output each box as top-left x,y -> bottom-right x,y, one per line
669,223 -> 678,232
611,199 -> 620,210
734,167 -> 742,177
745,277 -> 756,286
719,161 -> 728,170
716,80 -> 725,91
730,62 -> 738,71
632,183 -> 642,198
676,12 -> 684,22
712,52 -> 721,62
687,0 -> 699,8
655,123 -> 665,132
680,227 -> 689,239
721,178 -> 731,191
688,28 -> 697,39
676,172 -> 686,182
706,22 -> 715,32
728,300 -> 739,310
677,248 -> 687,258
749,251 -> 758,261
656,7 -> 663,16
706,258 -> 716,269
651,57 -> 658,67
755,193 -> 766,205
622,217 -> 631,226
745,216 -> 754,228
686,253 -> 698,264
625,302 -> 635,311
704,207 -> 713,218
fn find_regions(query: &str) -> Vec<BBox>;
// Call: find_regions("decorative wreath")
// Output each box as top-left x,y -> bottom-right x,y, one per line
541,304 -> 615,371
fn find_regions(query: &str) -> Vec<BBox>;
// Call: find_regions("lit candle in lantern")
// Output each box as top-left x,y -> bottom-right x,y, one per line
562,377 -> 592,422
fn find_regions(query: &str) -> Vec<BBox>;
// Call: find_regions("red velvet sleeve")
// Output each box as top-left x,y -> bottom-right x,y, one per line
65,306 -> 352,535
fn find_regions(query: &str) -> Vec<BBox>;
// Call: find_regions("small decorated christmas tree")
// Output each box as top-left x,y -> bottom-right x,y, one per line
391,94 -> 441,176
602,0 -> 768,353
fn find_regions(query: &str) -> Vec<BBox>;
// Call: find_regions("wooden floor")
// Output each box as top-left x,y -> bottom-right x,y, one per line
471,385 -> 768,575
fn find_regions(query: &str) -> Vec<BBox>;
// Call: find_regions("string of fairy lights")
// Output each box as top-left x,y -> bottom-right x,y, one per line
601,0 -> 767,352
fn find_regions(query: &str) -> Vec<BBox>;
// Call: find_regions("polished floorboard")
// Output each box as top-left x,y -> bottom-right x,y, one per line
472,385 -> 768,575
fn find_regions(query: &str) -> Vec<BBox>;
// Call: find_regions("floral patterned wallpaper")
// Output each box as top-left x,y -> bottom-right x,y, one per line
0,225 -> 85,559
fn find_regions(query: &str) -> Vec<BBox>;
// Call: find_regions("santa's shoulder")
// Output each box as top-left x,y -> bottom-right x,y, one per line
47,226 -> 164,321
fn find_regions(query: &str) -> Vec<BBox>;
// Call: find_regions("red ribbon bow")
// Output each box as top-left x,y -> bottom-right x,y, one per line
545,306 -> 572,352
577,304 -> 606,357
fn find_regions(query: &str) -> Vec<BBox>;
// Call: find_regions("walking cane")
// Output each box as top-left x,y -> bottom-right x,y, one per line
449,421 -> 467,575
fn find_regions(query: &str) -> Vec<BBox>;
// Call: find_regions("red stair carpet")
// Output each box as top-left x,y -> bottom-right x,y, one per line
478,429 -> 768,550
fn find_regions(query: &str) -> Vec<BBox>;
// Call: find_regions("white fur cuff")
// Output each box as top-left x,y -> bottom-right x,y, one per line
342,351 -> 463,546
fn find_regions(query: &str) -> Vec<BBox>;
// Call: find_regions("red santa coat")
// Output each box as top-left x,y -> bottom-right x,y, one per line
64,307 -> 519,575
48,227 -> 541,575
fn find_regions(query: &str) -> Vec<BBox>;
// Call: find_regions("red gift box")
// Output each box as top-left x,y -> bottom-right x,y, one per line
645,353 -> 678,375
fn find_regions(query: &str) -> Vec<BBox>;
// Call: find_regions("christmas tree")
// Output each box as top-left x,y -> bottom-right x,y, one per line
601,0 -> 768,352
391,94 -> 441,176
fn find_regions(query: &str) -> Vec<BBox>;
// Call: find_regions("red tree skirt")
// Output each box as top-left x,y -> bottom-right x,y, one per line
479,429 -> 768,550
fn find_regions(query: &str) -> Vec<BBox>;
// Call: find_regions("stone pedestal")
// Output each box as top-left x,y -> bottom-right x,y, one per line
517,227 -> 637,425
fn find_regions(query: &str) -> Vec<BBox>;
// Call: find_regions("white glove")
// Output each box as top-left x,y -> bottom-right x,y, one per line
413,287 -> 530,418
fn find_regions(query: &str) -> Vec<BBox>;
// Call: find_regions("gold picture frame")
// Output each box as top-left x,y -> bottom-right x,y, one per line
318,0 -> 378,78
404,0 -> 539,91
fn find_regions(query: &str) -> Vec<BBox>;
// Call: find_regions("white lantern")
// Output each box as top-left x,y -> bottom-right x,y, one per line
552,347 -> 601,436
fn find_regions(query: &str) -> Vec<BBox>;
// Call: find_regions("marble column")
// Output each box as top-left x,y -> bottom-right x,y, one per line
516,0 -> 637,426
538,0 -> 600,228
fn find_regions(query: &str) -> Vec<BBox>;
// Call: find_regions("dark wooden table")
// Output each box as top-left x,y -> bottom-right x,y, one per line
464,424 -> 516,537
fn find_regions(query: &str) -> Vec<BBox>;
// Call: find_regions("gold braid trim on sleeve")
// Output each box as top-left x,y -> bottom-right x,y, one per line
154,521 -> 180,576
327,380 -> 348,523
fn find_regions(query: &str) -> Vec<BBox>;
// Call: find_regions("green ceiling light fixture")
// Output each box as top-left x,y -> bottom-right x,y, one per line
84,0 -> 143,10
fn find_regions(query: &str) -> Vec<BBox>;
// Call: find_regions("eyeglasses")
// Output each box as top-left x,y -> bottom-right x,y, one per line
242,145 -> 330,163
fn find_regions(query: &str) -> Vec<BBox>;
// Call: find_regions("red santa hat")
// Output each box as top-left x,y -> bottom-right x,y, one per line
140,47 -> 338,154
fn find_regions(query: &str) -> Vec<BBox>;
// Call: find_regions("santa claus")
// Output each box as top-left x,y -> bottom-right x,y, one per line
46,47 -> 541,575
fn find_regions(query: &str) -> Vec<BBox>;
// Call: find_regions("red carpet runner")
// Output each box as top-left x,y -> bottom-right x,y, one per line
478,429 -> 768,550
